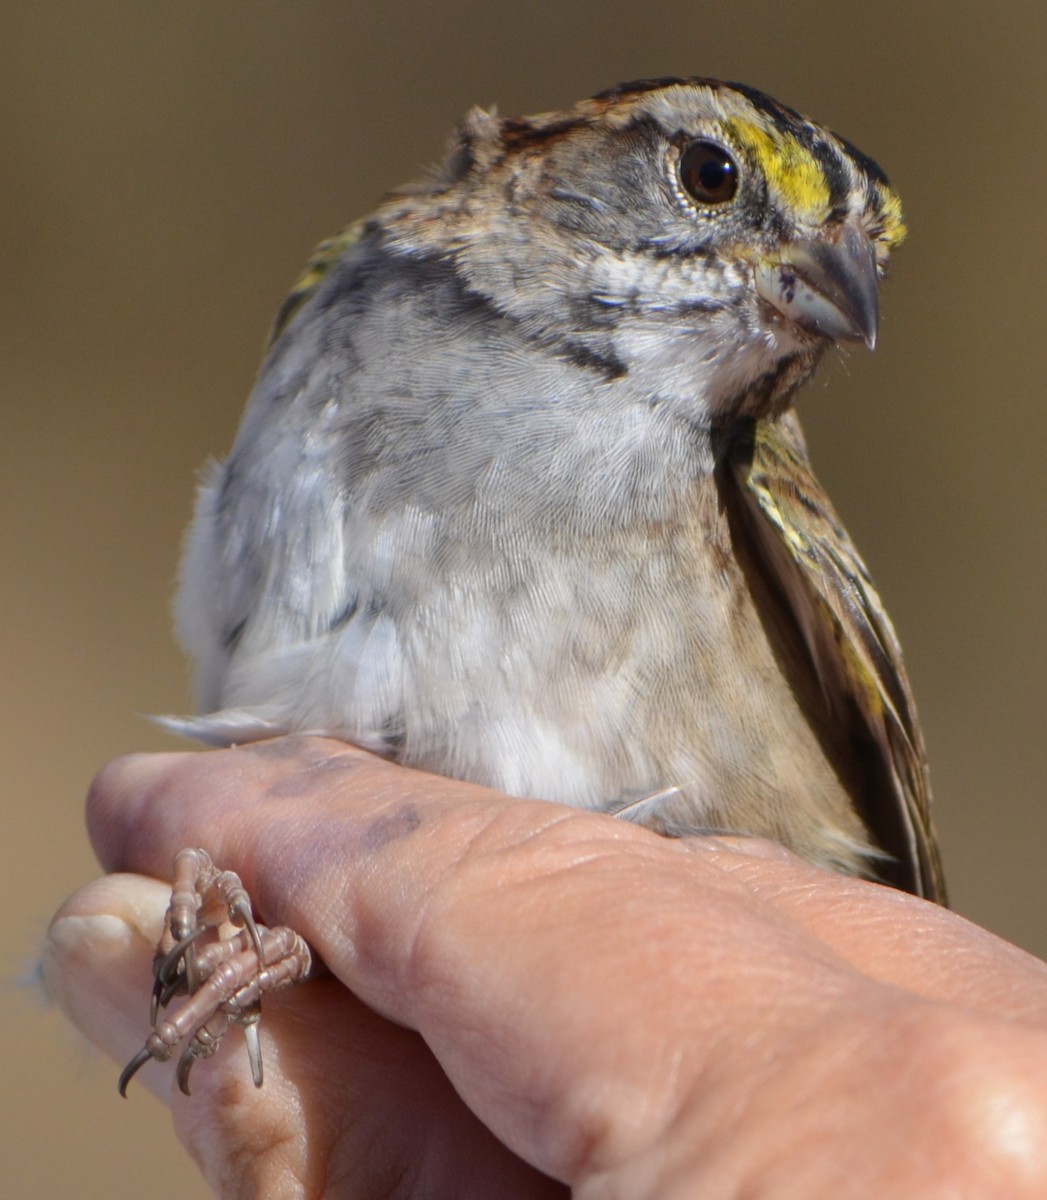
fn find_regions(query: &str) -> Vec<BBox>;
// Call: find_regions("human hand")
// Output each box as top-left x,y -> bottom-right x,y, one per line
45,737 -> 1047,1198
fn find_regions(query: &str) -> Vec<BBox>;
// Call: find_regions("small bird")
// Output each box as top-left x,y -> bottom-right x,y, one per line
121,77 -> 945,1094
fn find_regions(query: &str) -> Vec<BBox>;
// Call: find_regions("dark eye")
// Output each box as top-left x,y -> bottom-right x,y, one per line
679,140 -> 738,205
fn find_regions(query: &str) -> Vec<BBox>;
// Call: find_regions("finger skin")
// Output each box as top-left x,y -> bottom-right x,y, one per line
45,875 -> 564,1200
81,738 -> 1047,1197
85,738 -> 1047,1017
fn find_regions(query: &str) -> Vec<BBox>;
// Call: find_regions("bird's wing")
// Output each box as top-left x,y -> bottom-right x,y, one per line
173,221 -> 394,740
269,219 -> 368,344
726,411 -> 946,902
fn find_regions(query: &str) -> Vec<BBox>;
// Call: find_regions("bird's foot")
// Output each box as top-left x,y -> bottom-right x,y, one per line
119,848 -> 311,1096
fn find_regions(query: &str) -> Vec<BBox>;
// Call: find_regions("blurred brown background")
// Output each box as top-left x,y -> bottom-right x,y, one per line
3,1 -> 1045,1196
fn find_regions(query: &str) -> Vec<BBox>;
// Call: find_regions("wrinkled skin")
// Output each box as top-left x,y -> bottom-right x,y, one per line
46,739 -> 1047,1199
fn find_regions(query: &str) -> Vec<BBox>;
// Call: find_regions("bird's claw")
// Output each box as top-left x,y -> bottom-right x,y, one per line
120,848 -> 311,1095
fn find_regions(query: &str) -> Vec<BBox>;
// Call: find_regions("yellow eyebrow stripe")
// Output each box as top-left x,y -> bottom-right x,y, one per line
724,117 -> 832,220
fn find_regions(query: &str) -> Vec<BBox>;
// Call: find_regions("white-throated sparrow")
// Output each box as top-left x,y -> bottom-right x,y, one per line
121,77 -> 945,1095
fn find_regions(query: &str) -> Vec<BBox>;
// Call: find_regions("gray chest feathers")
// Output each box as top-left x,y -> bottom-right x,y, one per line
176,251 -> 871,876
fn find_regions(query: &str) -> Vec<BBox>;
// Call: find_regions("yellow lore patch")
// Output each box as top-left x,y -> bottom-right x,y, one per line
724,117 -> 832,221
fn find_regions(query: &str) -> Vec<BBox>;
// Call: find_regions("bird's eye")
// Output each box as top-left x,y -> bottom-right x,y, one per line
679,140 -> 738,206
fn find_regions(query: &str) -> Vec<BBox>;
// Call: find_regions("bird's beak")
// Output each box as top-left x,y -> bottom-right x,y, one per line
753,222 -> 881,349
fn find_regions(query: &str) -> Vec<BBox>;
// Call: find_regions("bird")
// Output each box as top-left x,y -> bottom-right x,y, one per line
121,76 -> 946,1095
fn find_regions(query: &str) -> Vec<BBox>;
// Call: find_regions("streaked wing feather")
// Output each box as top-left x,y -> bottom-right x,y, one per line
730,412 -> 946,902
269,219 -> 367,344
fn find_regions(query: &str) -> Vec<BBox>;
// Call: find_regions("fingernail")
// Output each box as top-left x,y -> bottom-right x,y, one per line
42,878 -> 168,1044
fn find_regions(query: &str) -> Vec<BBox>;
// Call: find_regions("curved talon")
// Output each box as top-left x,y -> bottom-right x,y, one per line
150,975 -> 166,1024
125,850 -> 313,1097
176,1021 -> 224,1096
183,931 -> 204,994
157,928 -> 207,985
118,1046 -> 155,1097
151,971 -> 183,1023
176,1048 -> 196,1096
228,899 -> 266,966
151,927 -> 207,1021
243,1017 -> 264,1088
157,975 -> 184,1014
245,913 -> 266,966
